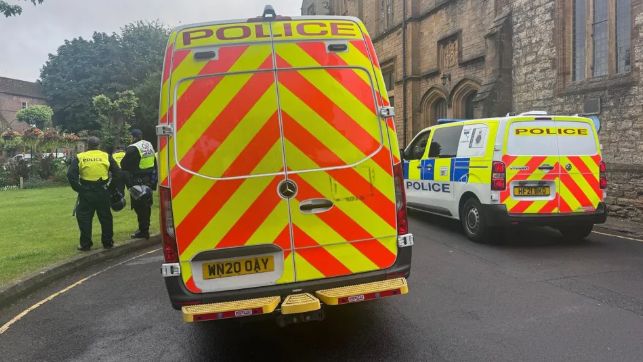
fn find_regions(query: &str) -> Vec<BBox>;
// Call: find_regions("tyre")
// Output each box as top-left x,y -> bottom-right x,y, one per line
558,223 -> 593,242
461,198 -> 492,243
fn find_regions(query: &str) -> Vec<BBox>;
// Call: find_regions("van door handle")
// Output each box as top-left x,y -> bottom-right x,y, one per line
538,165 -> 554,171
299,198 -> 334,214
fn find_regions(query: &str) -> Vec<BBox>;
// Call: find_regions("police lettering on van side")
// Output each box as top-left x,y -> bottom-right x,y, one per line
406,181 -> 451,193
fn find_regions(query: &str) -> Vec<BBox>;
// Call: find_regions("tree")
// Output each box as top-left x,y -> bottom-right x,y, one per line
1,0 -> 44,17
133,70 -> 163,141
40,21 -> 169,136
122,21 -> 168,142
93,90 -> 138,151
40,33 -> 126,132
15,104 -> 53,129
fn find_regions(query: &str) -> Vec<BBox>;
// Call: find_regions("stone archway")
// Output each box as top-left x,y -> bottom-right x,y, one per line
450,79 -> 481,119
420,87 -> 448,128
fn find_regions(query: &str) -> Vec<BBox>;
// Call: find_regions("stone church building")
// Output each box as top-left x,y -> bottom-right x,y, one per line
304,0 -> 643,221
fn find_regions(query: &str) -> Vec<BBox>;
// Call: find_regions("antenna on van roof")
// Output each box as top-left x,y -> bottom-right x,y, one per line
263,5 -> 276,19
518,111 -> 548,116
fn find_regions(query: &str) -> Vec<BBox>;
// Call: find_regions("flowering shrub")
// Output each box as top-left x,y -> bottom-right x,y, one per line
62,132 -> 80,148
22,127 -> 43,140
1,129 -> 21,140
42,128 -> 61,143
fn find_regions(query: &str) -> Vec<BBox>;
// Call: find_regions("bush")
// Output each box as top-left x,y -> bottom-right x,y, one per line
3,159 -> 29,184
36,154 -> 56,180
0,167 -> 17,188
51,159 -> 68,183
22,175 -> 64,189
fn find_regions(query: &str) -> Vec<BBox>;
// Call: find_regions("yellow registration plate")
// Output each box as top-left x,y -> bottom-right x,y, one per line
514,186 -> 550,197
202,256 -> 275,280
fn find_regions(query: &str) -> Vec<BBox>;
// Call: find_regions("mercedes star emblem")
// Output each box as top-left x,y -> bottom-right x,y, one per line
278,179 -> 298,199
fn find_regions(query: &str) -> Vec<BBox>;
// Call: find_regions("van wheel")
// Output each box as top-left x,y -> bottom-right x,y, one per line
461,198 -> 491,243
559,224 -> 593,242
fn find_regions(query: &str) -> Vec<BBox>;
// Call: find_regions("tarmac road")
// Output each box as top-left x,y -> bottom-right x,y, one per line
1,212 -> 643,361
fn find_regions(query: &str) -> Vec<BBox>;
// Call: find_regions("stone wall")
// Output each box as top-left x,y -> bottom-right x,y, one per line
511,0 -> 643,220
605,164 -> 643,221
332,0 -> 509,144
322,0 -> 643,220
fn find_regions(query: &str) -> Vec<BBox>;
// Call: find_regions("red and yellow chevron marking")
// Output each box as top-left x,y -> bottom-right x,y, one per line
274,40 -> 397,282
501,154 -> 603,214
158,21 -> 399,293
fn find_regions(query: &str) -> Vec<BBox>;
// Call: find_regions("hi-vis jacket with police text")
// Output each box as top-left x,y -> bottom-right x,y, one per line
67,150 -> 120,192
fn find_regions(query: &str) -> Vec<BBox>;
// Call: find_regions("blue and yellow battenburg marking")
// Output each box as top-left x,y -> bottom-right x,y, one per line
403,158 -> 471,182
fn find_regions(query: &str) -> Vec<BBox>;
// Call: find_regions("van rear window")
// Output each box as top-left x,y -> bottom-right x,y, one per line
506,120 -> 597,156
555,121 -> 598,155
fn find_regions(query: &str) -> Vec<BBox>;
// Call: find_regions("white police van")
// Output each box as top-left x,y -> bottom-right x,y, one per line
402,112 -> 607,242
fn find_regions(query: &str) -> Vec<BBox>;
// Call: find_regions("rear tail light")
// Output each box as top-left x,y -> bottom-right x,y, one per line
491,161 -> 506,191
393,162 -> 409,235
599,160 -> 607,189
159,186 -> 178,262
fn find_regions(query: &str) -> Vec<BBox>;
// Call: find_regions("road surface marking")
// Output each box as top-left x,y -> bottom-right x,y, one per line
0,248 -> 161,335
592,231 -> 643,243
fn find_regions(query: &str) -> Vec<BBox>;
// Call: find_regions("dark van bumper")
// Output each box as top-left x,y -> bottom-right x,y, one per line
482,202 -> 608,227
164,245 -> 412,310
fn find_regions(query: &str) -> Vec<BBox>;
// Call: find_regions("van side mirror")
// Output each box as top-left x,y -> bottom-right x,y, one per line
400,148 -> 407,160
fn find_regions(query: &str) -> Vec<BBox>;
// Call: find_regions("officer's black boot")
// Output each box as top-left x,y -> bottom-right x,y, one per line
132,196 -> 151,240
131,230 -> 150,239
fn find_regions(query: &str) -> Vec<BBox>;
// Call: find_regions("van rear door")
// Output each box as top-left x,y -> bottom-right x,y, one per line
503,118 -> 601,215
165,24 -> 294,294
554,118 -> 602,213
272,20 -> 399,282
504,120 -> 562,214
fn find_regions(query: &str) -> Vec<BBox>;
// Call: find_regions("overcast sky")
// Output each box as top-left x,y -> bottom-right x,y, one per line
0,0 -> 302,82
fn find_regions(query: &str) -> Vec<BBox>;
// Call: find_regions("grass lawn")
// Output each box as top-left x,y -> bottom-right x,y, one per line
0,186 -> 158,287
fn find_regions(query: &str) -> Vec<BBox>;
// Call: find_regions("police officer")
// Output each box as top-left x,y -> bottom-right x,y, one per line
112,145 -> 126,167
121,129 -> 157,239
67,136 -> 120,251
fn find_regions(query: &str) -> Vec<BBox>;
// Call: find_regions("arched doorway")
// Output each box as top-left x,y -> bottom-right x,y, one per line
464,92 -> 476,119
420,87 -> 448,128
451,79 -> 480,119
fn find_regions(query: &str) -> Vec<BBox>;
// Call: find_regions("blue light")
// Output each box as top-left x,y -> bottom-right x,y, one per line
437,118 -> 466,124
588,115 -> 601,133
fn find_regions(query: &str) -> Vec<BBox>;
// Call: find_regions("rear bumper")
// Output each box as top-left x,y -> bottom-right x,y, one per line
482,202 -> 608,226
164,244 -> 412,310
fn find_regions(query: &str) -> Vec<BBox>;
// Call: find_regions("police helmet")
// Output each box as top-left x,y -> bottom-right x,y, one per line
129,185 -> 152,201
110,190 -> 126,211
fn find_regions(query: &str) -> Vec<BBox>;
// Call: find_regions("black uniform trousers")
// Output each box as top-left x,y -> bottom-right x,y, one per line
76,185 -> 113,248
130,173 -> 154,234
